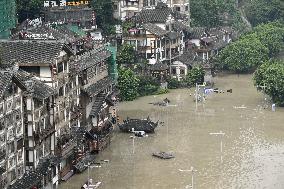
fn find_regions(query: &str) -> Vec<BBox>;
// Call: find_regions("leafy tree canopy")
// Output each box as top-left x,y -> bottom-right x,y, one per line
252,22 -> 284,57
117,44 -> 136,66
191,0 -> 246,30
16,0 -> 43,22
118,68 -> 139,101
185,66 -> 205,86
91,0 -> 119,35
217,34 -> 269,73
253,60 -> 284,106
245,0 -> 284,27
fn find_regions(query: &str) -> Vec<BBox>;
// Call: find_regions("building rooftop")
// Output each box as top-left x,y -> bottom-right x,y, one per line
0,40 -> 71,65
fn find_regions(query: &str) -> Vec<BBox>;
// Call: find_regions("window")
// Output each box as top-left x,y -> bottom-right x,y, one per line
185,6 -> 188,11
172,68 -> 176,74
147,53 -> 153,59
113,4 -> 118,10
180,69 -> 185,75
57,62 -> 63,73
166,25 -> 169,31
176,7 -> 181,11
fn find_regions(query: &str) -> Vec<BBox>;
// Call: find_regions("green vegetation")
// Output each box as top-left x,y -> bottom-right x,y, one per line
217,33 -> 269,73
137,76 -> 160,96
184,66 -> 205,86
16,0 -> 43,22
191,0 -> 246,30
117,44 -> 136,67
167,66 -> 205,89
244,0 -> 283,27
252,22 -> 284,57
118,68 -> 139,101
91,0 -> 118,35
253,60 -> 284,106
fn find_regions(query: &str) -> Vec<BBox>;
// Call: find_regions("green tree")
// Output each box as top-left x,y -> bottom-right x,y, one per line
137,76 -> 159,96
191,0 -> 221,27
16,0 -> 43,22
217,34 -> 269,73
118,68 -> 139,101
185,66 -> 205,86
117,44 -> 136,66
245,0 -> 283,27
91,0 -> 118,35
253,60 -> 284,106
253,22 -> 284,56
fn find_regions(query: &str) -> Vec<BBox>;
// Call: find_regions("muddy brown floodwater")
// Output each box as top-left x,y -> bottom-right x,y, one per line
60,74 -> 284,189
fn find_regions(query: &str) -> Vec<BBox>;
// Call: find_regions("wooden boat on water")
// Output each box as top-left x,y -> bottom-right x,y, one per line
118,117 -> 158,133
152,152 -> 175,159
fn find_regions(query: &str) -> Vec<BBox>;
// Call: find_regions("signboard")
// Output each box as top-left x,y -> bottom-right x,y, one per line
44,0 -> 90,7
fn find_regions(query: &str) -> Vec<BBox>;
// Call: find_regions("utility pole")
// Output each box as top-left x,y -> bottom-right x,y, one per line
209,131 -> 225,163
179,166 -> 197,189
188,0 -> 190,27
195,82 -> 206,111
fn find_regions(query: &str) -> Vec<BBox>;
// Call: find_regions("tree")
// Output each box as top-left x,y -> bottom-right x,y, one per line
245,0 -> 283,27
217,34 -> 269,73
118,68 -> 139,101
117,44 -> 136,66
91,0 -> 118,35
137,76 -> 159,96
191,0 -> 221,27
253,22 -> 284,57
253,60 -> 284,106
16,0 -> 43,22
185,66 -> 205,86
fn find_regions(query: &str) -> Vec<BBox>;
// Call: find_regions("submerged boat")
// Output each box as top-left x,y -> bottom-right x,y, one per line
118,117 -> 158,133
152,152 -> 175,159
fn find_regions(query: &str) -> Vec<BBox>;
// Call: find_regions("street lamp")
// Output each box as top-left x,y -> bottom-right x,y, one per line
209,131 -> 225,163
195,82 -> 206,111
179,166 -> 197,189
84,163 -> 101,189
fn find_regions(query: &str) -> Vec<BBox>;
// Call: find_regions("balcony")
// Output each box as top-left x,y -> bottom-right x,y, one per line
57,141 -> 76,158
83,70 -> 108,89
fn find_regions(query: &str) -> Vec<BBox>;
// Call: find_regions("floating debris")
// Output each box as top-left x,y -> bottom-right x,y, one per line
152,152 -> 175,159
149,98 -> 171,106
118,117 -> 158,133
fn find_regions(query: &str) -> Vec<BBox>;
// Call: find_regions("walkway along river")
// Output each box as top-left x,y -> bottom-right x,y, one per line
60,74 -> 284,189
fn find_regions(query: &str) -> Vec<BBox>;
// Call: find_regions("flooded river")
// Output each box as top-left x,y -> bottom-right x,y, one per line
60,74 -> 284,189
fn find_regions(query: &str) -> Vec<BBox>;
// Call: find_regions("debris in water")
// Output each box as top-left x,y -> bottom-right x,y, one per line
152,152 -> 175,159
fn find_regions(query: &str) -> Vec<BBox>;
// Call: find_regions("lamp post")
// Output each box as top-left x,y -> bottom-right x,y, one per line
179,166 -> 197,189
195,82 -> 206,111
209,131 -> 225,163
84,163 -> 100,189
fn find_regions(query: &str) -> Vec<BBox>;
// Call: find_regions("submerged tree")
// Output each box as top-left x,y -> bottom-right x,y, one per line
217,34 -> 269,73
118,68 -> 139,101
185,66 -> 205,86
253,60 -> 284,106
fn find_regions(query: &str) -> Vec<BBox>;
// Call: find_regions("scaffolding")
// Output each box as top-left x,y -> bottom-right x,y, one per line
0,0 -> 16,39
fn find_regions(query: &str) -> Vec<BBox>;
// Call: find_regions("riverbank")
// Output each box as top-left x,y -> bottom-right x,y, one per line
60,74 -> 284,189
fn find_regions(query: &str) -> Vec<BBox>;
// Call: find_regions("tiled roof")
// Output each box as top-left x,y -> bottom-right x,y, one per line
69,47 -> 111,73
174,51 -> 197,66
9,156 -> 58,189
190,27 -> 206,39
89,93 -> 106,117
0,40 -> 67,65
84,77 -> 113,97
149,61 -> 168,71
0,70 -> 13,99
172,21 -> 191,33
14,70 -> 56,99
44,6 -> 93,23
133,3 -> 186,23
166,31 -> 180,40
142,23 -> 168,37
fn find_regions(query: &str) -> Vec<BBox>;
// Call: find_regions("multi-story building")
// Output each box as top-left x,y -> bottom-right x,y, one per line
0,67 -> 24,189
0,36 -> 116,186
0,0 -> 16,39
113,0 -> 189,20
122,2 -> 190,63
